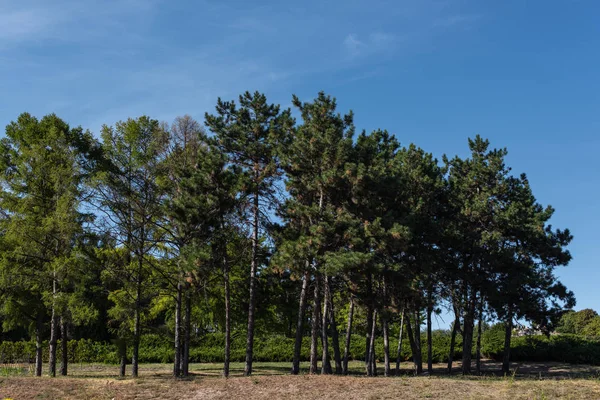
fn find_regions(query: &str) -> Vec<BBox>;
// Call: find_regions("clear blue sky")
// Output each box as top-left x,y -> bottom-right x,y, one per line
1,0 -> 598,325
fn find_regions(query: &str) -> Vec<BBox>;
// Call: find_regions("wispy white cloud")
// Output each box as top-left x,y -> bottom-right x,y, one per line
343,32 -> 401,58
0,0 -> 158,46
344,34 -> 365,56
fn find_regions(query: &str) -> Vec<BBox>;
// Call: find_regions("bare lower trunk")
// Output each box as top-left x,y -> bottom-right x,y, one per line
365,275 -> 373,368
244,190 -> 259,377
174,281 -> 182,377
60,317 -> 68,376
502,312 -> 513,375
321,276 -> 332,375
119,340 -> 127,377
461,296 -> 476,375
132,266 -> 142,377
447,313 -> 460,373
367,309 -> 377,376
414,311 -> 423,374
382,311 -> 390,377
427,301 -> 433,374
223,251 -> 231,378
476,300 -> 483,375
35,312 -> 43,377
49,305 -> 58,377
342,297 -> 354,375
405,311 -> 422,374
292,269 -> 310,375
309,274 -> 321,374
396,307 -> 405,375
327,279 -> 342,374
182,290 -> 191,377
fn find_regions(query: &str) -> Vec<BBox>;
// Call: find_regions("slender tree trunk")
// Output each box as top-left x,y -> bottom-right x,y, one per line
342,296 -> 354,375
327,279 -> 342,374
414,310 -> 422,374
396,306 -> 405,375
321,276 -> 332,374
292,269 -> 310,375
35,312 -> 43,377
309,274 -> 321,374
426,292 -> 433,374
461,294 -> 476,375
365,274 -> 373,371
132,257 -> 142,378
174,281 -> 182,377
49,305 -> 58,377
223,246 -> 231,378
447,312 -> 460,374
119,340 -> 127,377
476,302 -> 483,376
49,273 -> 58,377
406,311 -> 422,374
244,189 -> 259,377
60,317 -> 68,376
382,311 -> 390,377
368,309 -> 377,376
182,290 -> 191,377
502,310 -> 513,375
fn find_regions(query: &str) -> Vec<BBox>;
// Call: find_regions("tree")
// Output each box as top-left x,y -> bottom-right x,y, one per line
160,115 -> 239,377
94,116 -> 169,377
276,92 -> 354,374
205,91 -> 293,376
0,113 -> 99,377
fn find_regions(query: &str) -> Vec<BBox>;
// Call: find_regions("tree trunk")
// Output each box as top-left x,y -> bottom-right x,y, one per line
244,189 -> 259,377
309,274 -> 321,374
327,279 -> 342,374
321,276 -> 332,375
223,247 -> 231,378
174,281 -> 182,377
461,295 -> 476,375
382,310 -> 390,377
292,269 -> 310,375
476,300 -> 483,375
414,310 -> 423,374
342,296 -> 354,375
447,312 -> 460,374
35,312 -> 43,377
182,289 -> 191,377
396,306 -> 405,375
60,317 -> 68,376
502,311 -> 513,375
49,304 -> 58,377
365,275 -> 373,368
426,295 -> 433,374
119,340 -> 127,377
405,311 -> 422,374
132,257 -> 142,378
367,309 -> 377,376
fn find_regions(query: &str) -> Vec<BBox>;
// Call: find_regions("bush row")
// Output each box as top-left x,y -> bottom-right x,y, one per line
2,331 -> 599,365
482,326 -> 600,365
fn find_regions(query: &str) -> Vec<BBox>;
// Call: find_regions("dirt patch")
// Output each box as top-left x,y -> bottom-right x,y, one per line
1,362 -> 600,399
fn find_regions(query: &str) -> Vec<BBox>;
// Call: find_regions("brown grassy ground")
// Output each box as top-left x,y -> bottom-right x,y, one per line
1,361 -> 599,399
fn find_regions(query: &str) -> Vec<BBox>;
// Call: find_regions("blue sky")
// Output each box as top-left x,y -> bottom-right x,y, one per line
1,0 -> 598,326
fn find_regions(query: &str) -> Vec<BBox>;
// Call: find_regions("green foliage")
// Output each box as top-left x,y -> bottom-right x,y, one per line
556,309 -> 600,336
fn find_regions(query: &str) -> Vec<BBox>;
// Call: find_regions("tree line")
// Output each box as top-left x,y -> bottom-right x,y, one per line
0,91 -> 574,378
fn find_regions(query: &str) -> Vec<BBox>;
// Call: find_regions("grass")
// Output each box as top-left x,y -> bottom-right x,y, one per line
1,361 -> 599,399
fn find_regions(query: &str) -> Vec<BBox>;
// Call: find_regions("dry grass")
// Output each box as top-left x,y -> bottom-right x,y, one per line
1,362 -> 600,399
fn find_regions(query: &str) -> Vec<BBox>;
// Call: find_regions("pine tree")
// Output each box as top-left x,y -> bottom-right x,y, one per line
94,116 -> 169,377
205,91 -> 294,376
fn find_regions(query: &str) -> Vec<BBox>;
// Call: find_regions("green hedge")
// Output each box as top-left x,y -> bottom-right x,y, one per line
482,327 -> 600,365
2,330 -> 599,365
